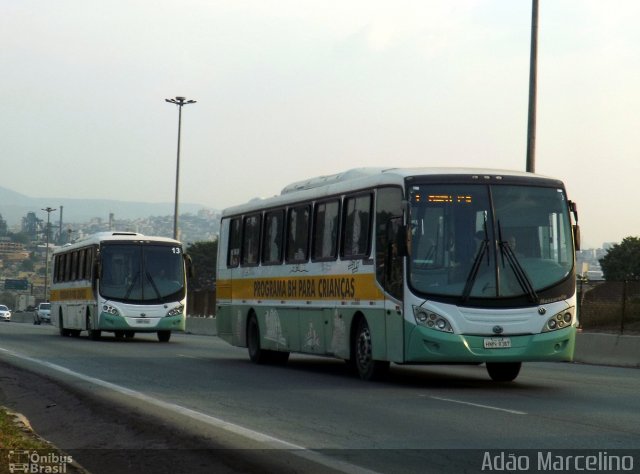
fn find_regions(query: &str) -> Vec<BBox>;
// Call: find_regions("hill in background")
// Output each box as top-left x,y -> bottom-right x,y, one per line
0,185 -> 210,226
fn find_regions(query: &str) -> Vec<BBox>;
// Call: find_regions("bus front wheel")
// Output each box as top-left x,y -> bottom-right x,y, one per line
354,318 -> 389,381
157,331 -> 171,342
486,362 -> 521,382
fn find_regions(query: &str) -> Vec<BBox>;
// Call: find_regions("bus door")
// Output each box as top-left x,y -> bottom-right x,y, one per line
218,217 -> 242,344
376,187 -> 405,362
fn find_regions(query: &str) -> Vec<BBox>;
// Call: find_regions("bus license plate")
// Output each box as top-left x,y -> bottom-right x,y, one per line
136,318 -> 151,324
484,337 -> 511,349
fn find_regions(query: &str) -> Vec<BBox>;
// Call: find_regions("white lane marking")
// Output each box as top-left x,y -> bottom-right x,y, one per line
429,395 -> 527,415
0,347 -> 379,474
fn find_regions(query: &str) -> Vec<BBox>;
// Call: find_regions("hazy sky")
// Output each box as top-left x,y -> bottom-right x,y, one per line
1,1 -> 638,248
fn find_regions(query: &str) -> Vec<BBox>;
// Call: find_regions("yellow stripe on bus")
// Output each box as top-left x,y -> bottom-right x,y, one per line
50,287 -> 94,302
217,274 -> 385,301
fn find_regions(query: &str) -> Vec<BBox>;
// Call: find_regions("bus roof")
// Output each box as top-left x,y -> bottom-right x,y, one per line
52,232 -> 181,255
222,167 -> 563,217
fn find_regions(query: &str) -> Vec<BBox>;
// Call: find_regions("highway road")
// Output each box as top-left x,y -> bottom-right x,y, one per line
1,320 -> 639,473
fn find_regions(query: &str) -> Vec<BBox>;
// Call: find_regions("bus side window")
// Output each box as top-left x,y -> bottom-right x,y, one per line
375,187 -> 404,299
71,251 -> 78,281
78,249 -> 86,280
85,247 -> 94,280
262,210 -> 284,265
54,255 -> 61,283
227,218 -> 242,268
64,252 -> 72,281
312,200 -> 340,261
343,194 -> 372,259
286,205 -> 310,263
242,214 -> 262,266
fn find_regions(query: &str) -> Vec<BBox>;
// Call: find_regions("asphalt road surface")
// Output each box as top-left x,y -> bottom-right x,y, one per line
1,320 -> 639,473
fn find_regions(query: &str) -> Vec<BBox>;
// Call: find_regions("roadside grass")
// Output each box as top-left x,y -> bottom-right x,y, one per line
0,407 -> 86,474
0,406 -> 51,450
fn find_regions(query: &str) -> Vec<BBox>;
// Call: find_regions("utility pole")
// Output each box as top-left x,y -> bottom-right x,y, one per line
526,0 -> 539,173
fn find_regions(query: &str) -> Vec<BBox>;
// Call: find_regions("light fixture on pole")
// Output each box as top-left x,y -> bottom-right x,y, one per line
41,207 -> 57,301
165,96 -> 197,240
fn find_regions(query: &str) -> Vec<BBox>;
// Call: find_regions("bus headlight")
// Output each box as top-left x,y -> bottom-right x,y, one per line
102,304 -> 120,316
543,307 -> 575,332
413,306 -> 453,333
166,305 -> 184,317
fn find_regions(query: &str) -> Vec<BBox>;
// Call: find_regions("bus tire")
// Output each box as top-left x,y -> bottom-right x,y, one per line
247,314 -> 268,364
124,331 -> 135,340
59,315 -> 71,337
86,314 -> 101,341
486,362 -> 521,382
157,331 -> 171,342
114,331 -> 125,339
354,318 -> 389,381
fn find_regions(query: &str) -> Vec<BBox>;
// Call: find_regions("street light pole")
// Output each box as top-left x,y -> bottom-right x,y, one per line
41,207 -> 57,301
526,0 -> 539,173
165,96 -> 197,240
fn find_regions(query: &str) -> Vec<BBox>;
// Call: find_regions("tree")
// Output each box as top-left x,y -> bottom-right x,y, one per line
8,232 -> 30,245
599,237 -> 640,281
185,240 -> 218,290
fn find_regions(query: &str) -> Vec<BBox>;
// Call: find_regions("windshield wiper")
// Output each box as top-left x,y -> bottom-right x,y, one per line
462,214 -> 490,302
145,272 -> 166,302
124,272 -> 140,299
497,222 -> 538,304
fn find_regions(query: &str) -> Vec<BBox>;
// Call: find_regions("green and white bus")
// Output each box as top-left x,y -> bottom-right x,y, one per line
51,232 -> 190,342
216,168 -> 580,381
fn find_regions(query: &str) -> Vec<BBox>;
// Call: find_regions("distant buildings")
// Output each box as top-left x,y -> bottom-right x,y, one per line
0,209 -> 220,310
576,244 -> 614,281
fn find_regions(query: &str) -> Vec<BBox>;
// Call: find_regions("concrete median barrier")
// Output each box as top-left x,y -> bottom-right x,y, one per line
573,332 -> 640,368
185,316 -> 217,336
7,315 -> 638,368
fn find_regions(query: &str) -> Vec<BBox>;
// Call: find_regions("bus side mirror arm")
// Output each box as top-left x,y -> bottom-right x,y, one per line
395,224 -> 408,258
569,200 -> 579,223
185,254 -> 194,279
569,200 -> 580,251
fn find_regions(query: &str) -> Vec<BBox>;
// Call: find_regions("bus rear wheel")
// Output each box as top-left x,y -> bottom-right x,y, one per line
354,318 -> 389,381
157,331 -> 171,342
59,315 -> 71,337
247,314 -> 267,363
486,362 -> 521,382
247,314 -> 290,364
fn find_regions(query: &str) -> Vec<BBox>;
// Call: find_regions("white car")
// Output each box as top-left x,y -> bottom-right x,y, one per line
35,303 -> 51,324
0,305 -> 11,322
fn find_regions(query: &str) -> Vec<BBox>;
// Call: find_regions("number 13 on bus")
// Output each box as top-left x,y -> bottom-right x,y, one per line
216,168 -> 580,382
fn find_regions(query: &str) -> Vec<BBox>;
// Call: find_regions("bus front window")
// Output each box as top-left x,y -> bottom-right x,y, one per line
408,183 -> 574,304
100,244 -> 186,303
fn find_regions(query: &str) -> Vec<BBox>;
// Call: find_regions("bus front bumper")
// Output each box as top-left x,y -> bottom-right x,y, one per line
405,324 -> 576,363
98,313 -> 185,332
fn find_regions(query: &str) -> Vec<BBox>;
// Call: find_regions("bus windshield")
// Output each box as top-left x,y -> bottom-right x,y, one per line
408,183 -> 574,303
99,243 -> 186,304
